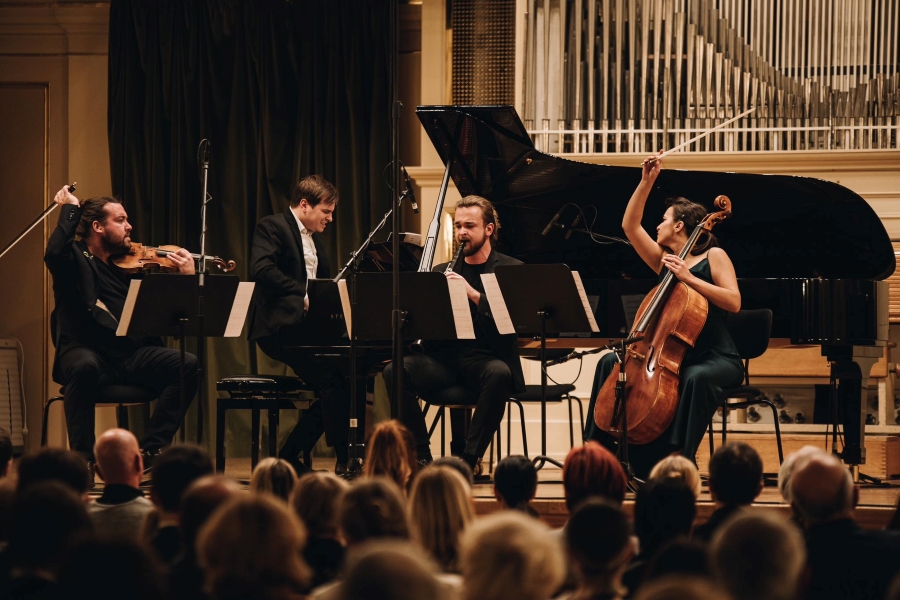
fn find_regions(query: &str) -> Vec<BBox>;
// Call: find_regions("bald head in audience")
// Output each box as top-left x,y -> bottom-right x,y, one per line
777,445 -> 826,503
790,452 -> 857,526
94,428 -> 143,488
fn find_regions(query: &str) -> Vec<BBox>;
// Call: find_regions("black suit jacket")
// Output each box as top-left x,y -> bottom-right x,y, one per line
434,248 -> 525,394
248,207 -> 330,340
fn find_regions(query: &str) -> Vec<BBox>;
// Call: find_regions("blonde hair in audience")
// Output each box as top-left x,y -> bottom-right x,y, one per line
408,465 -> 474,572
291,471 -> 349,539
460,511 -> 565,600
648,455 -> 702,498
197,494 -> 312,600
364,420 -> 414,491
249,457 -> 298,502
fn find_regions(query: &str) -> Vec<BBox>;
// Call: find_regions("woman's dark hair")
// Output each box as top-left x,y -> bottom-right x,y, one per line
666,197 -> 718,255
493,456 -> 537,512
75,196 -> 120,241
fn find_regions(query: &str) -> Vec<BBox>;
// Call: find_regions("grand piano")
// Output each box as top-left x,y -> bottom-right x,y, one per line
416,105 -> 895,472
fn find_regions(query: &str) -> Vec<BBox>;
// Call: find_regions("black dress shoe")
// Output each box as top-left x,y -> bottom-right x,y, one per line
334,461 -> 348,476
141,448 -> 163,474
285,457 -> 314,477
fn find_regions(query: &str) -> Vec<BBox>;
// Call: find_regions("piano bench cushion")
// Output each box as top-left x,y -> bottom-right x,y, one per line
720,386 -> 765,403
423,386 -> 479,408
512,384 -> 577,402
217,375 -> 315,395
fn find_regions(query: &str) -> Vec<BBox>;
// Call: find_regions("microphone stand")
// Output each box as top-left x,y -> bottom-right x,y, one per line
193,139 -> 211,444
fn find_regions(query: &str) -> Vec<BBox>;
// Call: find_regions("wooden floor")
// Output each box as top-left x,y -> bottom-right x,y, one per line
130,456 -> 897,531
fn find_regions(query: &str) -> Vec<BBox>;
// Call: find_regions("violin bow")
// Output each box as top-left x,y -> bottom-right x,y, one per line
0,182 -> 76,261
642,107 -> 756,166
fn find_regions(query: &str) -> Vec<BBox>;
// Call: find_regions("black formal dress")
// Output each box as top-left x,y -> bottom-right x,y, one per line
44,204 -> 198,458
585,256 -> 743,469
382,249 -> 526,463
248,207 -> 349,465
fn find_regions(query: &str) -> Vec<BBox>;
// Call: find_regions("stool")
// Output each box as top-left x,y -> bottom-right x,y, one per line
508,384 -> 585,458
41,385 -> 157,447
215,375 -> 316,473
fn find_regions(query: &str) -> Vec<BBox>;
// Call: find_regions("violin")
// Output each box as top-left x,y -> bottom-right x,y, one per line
112,242 -> 237,274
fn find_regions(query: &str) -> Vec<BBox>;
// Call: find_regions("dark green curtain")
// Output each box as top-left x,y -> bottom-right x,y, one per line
108,0 -> 392,452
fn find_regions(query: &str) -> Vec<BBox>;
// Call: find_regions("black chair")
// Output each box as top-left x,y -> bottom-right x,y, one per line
215,375 -> 315,474
708,308 -> 783,464
41,385 -> 157,447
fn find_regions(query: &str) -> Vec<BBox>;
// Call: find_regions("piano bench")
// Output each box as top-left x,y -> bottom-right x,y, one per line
215,375 -> 316,475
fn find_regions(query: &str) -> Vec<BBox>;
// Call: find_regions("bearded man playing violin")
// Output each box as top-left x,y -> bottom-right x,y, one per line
44,185 -> 198,473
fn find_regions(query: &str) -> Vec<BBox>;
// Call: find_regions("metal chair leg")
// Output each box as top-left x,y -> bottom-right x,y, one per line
216,404 -> 227,473
251,409 -> 261,470
566,394 -> 575,449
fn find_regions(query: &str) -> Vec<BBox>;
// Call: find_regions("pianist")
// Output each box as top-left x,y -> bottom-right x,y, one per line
585,155 -> 743,474
248,175 -> 350,475
383,196 -> 525,474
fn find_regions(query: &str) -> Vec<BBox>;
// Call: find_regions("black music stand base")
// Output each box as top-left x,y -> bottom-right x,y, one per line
609,341 -> 644,492
531,311 -> 565,474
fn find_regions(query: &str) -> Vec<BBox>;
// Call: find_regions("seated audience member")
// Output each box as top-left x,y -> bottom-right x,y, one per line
89,428 -> 153,539
633,575 -> 731,600
250,457 -> 298,502
15,447 -> 90,497
647,455 -> 702,498
409,466 -> 474,573
364,420 -> 416,492
5,481 -> 94,599
624,477 -> 697,595
197,495 -> 312,600
561,499 -> 634,600
144,444 -> 214,566
493,455 -> 538,517
336,540 -> 451,600
0,476 -> 16,542
709,511 -> 805,600
460,511 -> 565,600
168,476 -> 241,600
693,441 -> 763,542
791,453 -> 900,600
563,442 -> 628,512
339,477 -> 410,547
641,538 -> 709,585
58,537 -> 166,600
0,427 -> 12,477
777,445 -> 825,504
432,456 -> 474,489
291,472 -> 350,591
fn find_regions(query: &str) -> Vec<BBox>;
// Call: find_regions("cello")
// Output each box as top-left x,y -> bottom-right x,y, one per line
593,195 -> 733,444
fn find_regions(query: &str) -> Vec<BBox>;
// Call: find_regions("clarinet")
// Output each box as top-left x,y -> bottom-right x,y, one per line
410,240 -> 467,354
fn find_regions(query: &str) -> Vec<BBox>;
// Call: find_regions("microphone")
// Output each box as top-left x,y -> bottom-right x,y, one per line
564,213 -> 581,240
541,210 -> 563,236
401,166 -> 419,214
201,139 -> 211,164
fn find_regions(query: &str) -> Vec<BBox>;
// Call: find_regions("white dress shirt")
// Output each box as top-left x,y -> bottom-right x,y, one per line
291,210 -> 318,310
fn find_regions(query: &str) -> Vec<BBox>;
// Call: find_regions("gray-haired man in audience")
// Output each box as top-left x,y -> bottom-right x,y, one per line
88,428 -> 153,538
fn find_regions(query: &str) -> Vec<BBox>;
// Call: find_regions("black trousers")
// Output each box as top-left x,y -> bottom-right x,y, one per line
256,336 -> 349,464
382,348 -> 511,460
56,345 -> 198,458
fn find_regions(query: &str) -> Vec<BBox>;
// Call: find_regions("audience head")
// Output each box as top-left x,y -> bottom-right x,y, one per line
789,452 -> 856,526
93,428 -> 143,488
198,494 -> 312,600
708,441 -> 763,505
643,538 -> 710,584
563,441 -> 627,510
340,477 -> 409,546
16,447 -> 89,496
633,477 -> 697,556
58,537 -> 165,600
634,575 -> 731,600
0,426 -> 12,476
648,455 -> 702,498
291,471 -> 349,539
432,456 -> 474,488
8,481 -> 93,575
564,498 -> 633,595
778,445 -> 826,503
338,540 -> 450,600
493,455 -> 537,512
460,511 -> 566,600
150,444 -> 214,514
0,476 -> 15,543
250,457 -> 298,502
179,475 -> 241,554
364,420 -> 415,491
409,465 -> 475,572
710,511 -> 806,600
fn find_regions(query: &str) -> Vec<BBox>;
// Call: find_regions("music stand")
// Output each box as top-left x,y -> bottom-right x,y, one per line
488,264 -> 598,471
117,273 -> 253,439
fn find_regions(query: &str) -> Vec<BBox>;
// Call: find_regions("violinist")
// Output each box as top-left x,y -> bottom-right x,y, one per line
44,186 -> 198,475
584,155 -> 743,473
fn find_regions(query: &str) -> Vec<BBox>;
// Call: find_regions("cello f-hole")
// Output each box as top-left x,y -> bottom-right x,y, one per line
646,346 -> 656,373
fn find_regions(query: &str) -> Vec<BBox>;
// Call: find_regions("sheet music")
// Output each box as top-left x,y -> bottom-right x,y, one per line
116,280 -> 143,336
337,279 -> 352,336
446,279 -> 476,339
479,273 -> 515,335
571,271 -> 600,333
224,282 -> 255,337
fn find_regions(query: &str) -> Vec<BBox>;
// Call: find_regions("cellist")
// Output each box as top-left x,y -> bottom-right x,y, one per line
584,154 -> 743,473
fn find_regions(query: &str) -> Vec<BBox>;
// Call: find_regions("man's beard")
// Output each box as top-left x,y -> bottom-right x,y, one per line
101,233 -> 131,256
462,235 -> 486,257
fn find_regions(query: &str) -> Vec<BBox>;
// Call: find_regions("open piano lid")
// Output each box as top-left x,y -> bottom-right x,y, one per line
416,105 -> 895,282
